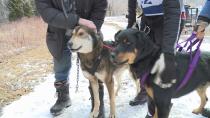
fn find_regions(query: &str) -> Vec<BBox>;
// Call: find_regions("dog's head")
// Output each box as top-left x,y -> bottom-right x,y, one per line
111,28 -> 156,65
68,26 -> 99,53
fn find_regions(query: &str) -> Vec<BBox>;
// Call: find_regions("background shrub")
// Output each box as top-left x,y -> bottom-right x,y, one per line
7,0 -> 34,21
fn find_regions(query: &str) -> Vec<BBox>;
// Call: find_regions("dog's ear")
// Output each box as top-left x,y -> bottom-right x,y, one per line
74,26 -> 81,31
114,30 -> 122,41
134,31 -> 158,62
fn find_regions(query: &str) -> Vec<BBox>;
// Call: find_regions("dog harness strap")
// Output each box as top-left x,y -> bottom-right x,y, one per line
84,50 -> 105,75
176,33 -> 203,91
103,44 -> 115,51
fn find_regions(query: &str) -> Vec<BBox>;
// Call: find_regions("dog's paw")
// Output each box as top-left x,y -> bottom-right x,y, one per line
89,111 -> 99,118
192,108 -> 202,115
109,114 -> 116,118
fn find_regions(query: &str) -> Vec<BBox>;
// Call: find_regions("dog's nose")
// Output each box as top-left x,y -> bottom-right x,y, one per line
68,42 -> 73,48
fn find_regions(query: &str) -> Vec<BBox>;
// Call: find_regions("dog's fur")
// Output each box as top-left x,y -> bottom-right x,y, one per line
69,26 -> 139,118
112,28 -> 210,118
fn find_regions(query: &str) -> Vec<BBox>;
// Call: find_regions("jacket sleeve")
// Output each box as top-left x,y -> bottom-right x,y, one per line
162,0 -> 181,53
127,0 -> 137,28
89,0 -> 108,31
198,0 -> 210,24
35,0 -> 79,29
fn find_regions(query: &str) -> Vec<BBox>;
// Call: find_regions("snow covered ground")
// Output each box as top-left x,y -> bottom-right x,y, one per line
1,18 -> 210,118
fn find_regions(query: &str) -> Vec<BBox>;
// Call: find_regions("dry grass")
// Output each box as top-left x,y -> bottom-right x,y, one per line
0,46 -> 53,107
0,17 -> 47,61
0,17 -> 52,107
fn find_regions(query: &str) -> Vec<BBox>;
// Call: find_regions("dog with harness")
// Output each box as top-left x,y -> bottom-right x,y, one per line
111,28 -> 210,118
68,26 -> 139,118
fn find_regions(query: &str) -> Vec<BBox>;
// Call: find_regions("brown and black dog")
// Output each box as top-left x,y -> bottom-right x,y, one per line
111,28 -> 210,118
68,26 -> 139,118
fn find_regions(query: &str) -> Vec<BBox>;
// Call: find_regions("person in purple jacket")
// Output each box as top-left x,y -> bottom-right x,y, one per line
195,0 -> 210,117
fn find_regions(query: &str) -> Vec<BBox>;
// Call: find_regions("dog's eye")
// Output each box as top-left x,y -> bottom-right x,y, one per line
123,39 -> 127,43
123,39 -> 131,45
78,32 -> 84,36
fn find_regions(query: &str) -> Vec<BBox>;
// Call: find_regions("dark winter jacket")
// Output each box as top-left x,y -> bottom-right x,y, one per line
127,0 -> 180,53
35,0 -> 107,59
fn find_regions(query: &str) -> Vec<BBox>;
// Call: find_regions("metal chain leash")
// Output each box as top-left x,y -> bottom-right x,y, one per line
75,56 -> 80,93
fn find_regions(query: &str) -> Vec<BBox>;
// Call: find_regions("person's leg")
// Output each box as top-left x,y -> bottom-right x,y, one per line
160,0 -> 180,85
150,16 -> 177,86
150,14 -> 179,87
152,16 -> 178,86
50,47 -> 72,116
89,81 -> 105,118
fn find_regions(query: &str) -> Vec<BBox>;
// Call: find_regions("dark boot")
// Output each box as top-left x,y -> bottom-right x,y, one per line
50,80 -> 71,116
89,82 -> 105,118
129,87 -> 147,106
202,108 -> 210,117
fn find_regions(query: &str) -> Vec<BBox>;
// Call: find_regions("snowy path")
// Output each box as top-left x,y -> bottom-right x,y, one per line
1,20 -> 210,118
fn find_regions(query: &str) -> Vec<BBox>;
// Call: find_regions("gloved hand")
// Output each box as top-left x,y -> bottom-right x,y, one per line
194,20 -> 209,40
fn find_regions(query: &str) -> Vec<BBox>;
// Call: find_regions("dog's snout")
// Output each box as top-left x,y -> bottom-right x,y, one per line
68,42 -> 73,48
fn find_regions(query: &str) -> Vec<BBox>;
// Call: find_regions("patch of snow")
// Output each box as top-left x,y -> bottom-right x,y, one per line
105,16 -> 128,29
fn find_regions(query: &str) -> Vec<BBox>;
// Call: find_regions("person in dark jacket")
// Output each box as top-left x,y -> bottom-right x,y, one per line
35,0 -> 107,117
195,0 -> 210,117
127,0 -> 181,117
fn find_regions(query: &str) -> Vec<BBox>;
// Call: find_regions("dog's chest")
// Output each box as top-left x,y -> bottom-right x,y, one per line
82,70 -> 107,82
95,71 -> 107,82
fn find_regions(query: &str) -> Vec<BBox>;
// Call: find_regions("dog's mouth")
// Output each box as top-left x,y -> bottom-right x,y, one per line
70,46 -> 82,52
113,59 -> 128,65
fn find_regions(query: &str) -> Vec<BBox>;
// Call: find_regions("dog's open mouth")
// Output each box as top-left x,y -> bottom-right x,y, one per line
70,46 -> 82,52
113,59 -> 128,65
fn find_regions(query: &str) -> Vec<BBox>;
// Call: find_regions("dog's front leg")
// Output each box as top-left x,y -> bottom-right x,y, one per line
106,78 -> 116,118
89,78 -> 100,118
153,86 -> 173,118
145,85 -> 158,118
134,78 -> 140,96
192,86 -> 208,114
128,69 -> 140,96
113,72 -> 122,96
